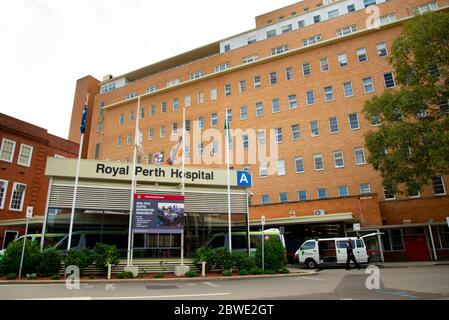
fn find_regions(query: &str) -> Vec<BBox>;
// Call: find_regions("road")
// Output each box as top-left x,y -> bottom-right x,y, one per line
0,265 -> 448,300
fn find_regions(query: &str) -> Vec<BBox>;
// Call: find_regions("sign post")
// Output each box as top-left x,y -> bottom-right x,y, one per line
353,223 -> 361,237
261,216 -> 265,272
19,206 -> 33,279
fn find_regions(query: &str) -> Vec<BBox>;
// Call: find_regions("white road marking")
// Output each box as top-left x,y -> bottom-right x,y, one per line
93,292 -> 231,300
295,277 -> 324,281
22,297 -> 93,300
202,281 -> 220,288
0,284 -> 68,288
186,283 -> 197,287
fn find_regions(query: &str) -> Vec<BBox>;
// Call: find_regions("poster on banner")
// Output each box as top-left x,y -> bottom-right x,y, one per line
132,194 -> 185,234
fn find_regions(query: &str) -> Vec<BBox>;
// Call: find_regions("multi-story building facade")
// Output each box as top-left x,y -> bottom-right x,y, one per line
69,0 -> 449,261
0,113 -> 78,249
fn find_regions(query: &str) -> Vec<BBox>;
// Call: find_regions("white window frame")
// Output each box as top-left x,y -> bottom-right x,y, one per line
357,48 -> 368,63
432,176 -> 447,196
317,188 -> 328,199
255,102 -> 264,117
349,113 -> 360,130
210,88 -> 217,101
274,128 -> 283,144
185,96 -> 191,107
240,106 -> 248,120
259,162 -> 268,178
320,57 -> 329,72
363,77 -> 375,93
9,182 -> 26,212
288,94 -> 298,109
239,80 -> 246,93
117,136 -> 122,148
277,160 -> 286,176
333,151 -> 345,168
384,72 -> 396,89
291,124 -> 301,140
279,192 -> 288,203
257,130 -> 266,146
306,90 -> 316,106
271,98 -> 280,113
0,179 -> 8,209
285,67 -> 294,81
295,157 -> 304,173
324,86 -> 334,102
338,53 -> 348,67
360,183 -> 371,194
269,72 -> 277,85
343,81 -> 355,97
338,186 -> 349,197
383,187 -> 396,201
376,42 -> 388,57
302,63 -> 311,77
354,147 -> 367,165
17,144 -> 33,167
313,154 -> 324,171
310,121 -> 320,137
328,117 -> 340,134
0,138 -> 16,163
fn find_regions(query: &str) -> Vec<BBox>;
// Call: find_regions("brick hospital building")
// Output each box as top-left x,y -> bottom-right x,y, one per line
67,0 -> 449,261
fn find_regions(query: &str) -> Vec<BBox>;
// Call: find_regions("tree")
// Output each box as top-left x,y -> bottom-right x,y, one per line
363,11 -> 449,196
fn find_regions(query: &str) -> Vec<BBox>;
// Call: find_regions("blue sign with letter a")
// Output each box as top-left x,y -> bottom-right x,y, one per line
237,171 -> 252,187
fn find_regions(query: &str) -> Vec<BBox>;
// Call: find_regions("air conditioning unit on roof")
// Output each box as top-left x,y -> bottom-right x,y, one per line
314,209 -> 326,216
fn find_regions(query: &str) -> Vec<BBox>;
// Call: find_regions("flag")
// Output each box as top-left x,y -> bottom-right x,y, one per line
135,130 -> 143,154
154,152 -> 164,165
167,137 -> 183,165
80,104 -> 88,134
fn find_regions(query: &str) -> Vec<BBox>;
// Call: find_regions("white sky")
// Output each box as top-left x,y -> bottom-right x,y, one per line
0,0 -> 297,139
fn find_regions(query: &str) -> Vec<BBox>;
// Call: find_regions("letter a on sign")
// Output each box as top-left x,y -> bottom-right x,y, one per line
237,171 -> 252,187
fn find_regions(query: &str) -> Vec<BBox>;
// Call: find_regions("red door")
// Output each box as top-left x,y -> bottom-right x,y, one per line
403,235 -> 430,261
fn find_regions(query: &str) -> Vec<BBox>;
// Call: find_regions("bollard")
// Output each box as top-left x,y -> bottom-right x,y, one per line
107,264 -> 112,280
202,261 -> 206,277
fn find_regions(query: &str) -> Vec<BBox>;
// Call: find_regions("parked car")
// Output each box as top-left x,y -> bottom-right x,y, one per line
294,233 -> 381,269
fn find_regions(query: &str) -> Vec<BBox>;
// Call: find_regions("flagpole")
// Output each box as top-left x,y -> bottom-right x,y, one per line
127,96 -> 141,267
67,94 -> 89,252
225,109 -> 232,253
181,106 -> 186,266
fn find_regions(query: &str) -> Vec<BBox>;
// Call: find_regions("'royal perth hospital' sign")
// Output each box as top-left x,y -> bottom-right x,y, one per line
45,157 -> 251,187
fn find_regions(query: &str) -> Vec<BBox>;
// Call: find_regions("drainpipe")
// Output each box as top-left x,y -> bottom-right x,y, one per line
428,224 -> 438,261
377,229 -> 385,263
40,177 -> 53,251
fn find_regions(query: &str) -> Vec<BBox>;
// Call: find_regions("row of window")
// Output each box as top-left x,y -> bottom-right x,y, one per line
0,138 -> 33,167
260,176 -> 447,205
0,180 -> 27,211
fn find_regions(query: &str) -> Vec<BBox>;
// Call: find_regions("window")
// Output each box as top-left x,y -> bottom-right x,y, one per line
336,25 -> 357,36
215,63 -> 230,72
328,9 -> 340,19
210,88 -> 217,101
267,29 -> 277,38
190,71 -> 204,80
9,182 -> 26,211
226,109 -> 233,124
185,120 -> 191,132
242,135 -> 249,150
260,162 -> 268,178
173,98 -> 179,111
320,58 -> 329,72
197,143 -> 204,156
310,120 -> 319,137
432,176 -> 446,195
146,85 -> 158,94
317,188 -> 328,199
172,123 -> 178,136
291,124 -> 300,140
197,116 -> 204,129
0,138 -> 15,163
197,92 -> 204,104
384,187 -> 396,200
347,4 -> 356,12
338,53 -> 348,67
126,133 -> 132,145
282,24 -> 292,33
254,76 -> 261,89
324,86 -> 334,101
139,107 -> 145,119
415,2 -> 438,15
370,115 -> 381,126
302,34 -> 321,47
285,67 -> 294,81
255,102 -> 264,117
161,102 -> 167,113
119,114 -> 124,125
247,36 -> 257,45
239,80 -> 247,93
363,77 -> 374,93
363,0 -> 376,7
257,130 -> 266,146
224,44 -> 231,52
129,111 -> 135,121
240,106 -> 248,120
295,157 -> 304,173
329,117 -> 339,133
271,98 -> 280,113
269,72 -> 277,84
360,183 -> 371,194
302,63 -> 311,76
384,72 -> 396,88
357,48 -> 368,62
150,105 -> 156,116
277,160 -> 286,176
126,92 -> 136,100
117,136 -> 122,148
343,82 -> 354,97
224,84 -> 232,96
261,195 -> 270,205
379,13 -> 396,25
313,154 -> 324,171
274,128 -> 283,143
298,20 -> 305,28
271,45 -> 288,55
211,141 -> 219,156
298,191 -> 307,201
148,128 -> 155,141
242,55 -> 258,64
333,151 -> 345,168
313,15 -> 321,23
354,148 -> 366,165
167,79 -> 180,87
306,90 -> 315,105
279,192 -> 288,203
185,146 -> 191,160
338,186 -> 349,197
288,95 -> 297,109
0,179 -> 7,209
349,113 -> 360,130
377,42 -> 388,57
18,144 -> 33,167
160,126 -> 166,138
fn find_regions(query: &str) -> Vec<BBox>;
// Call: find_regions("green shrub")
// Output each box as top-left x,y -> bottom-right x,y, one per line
6,273 -> 18,280
222,270 -> 232,277
88,275 -> 96,280
1,240 -> 41,275
92,243 -> 120,275
38,248 -> 62,276
155,272 -> 165,279
193,247 -> 217,272
117,271 -> 134,279
185,271 -> 197,278
232,252 -> 256,271
238,269 -> 249,276
26,273 -> 38,280
255,237 -> 287,271
278,268 -> 290,274
51,274 -> 61,280
64,249 -> 93,275
264,269 -> 275,275
214,248 -> 233,271
249,267 -> 263,275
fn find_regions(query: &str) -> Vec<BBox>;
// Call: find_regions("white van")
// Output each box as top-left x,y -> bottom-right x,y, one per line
295,233 -> 380,269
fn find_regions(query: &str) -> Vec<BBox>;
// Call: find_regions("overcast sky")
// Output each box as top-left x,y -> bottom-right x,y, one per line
0,0 -> 297,139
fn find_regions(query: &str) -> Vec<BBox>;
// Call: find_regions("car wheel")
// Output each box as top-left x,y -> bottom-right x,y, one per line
305,259 -> 317,269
